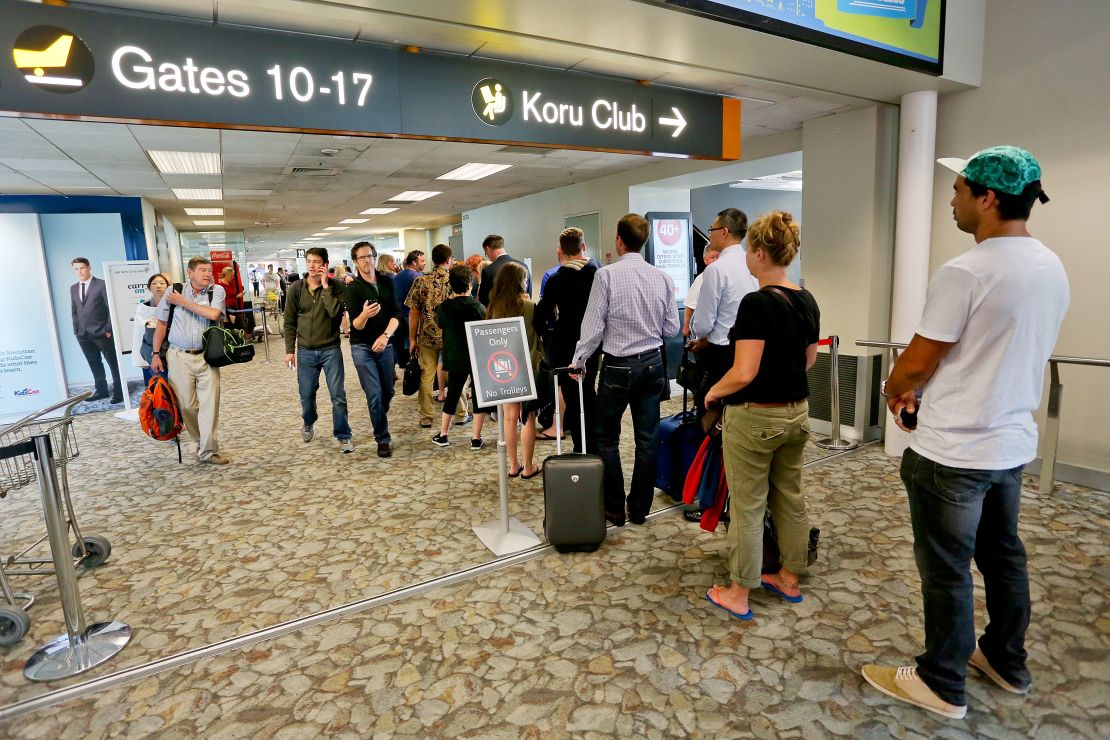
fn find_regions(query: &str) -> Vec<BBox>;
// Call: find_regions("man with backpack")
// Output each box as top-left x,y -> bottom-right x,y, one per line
149,256 -> 229,465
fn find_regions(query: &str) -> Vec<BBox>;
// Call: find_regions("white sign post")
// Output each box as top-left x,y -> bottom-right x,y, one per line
465,316 -> 542,556
103,260 -> 154,421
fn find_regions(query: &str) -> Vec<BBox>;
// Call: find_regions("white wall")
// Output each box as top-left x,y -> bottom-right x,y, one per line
801,105 -> 899,351
932,0 -> 1110,475
462,132 -> 804,280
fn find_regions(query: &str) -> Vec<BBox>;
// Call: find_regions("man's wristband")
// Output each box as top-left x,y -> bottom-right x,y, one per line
151,352 -> 161,357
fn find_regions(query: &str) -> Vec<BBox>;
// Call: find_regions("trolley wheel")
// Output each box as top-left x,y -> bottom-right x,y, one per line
73,534 -> 112,568
0,605 -> 31,646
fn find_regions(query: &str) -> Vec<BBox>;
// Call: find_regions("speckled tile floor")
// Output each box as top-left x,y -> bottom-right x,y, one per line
1,336 -> 1106,737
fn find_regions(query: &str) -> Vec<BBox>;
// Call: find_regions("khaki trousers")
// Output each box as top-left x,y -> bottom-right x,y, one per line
416,343 -> 466,424
167,347 -> 221,460
721,401 -> 810,588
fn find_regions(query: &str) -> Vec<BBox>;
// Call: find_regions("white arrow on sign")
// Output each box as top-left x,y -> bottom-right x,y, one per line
658,107 -> 687,138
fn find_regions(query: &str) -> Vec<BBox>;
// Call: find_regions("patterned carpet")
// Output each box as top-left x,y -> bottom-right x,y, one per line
0,336 -> 1106,737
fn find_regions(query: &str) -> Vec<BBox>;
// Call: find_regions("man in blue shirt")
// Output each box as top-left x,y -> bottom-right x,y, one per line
572,214 -> 679,526
392,250 -> 425,357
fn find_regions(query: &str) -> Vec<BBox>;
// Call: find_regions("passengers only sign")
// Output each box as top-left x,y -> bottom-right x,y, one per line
0,0 -> 741,160
465,317 -> 537,407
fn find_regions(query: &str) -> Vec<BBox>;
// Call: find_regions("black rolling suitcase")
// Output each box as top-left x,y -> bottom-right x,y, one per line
543,368 -> 606,553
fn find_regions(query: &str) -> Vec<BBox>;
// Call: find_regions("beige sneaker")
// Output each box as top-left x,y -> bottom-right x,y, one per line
200,453 -> 230,465
861,665 -> 967,719
968,648 -> 1030,695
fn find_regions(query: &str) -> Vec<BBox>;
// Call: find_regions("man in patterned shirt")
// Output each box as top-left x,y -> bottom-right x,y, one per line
405,244 -> 468,428
572,213 -> 680,527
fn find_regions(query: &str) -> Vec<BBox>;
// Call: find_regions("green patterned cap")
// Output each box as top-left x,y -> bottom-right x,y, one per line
937,146 -> 1045,197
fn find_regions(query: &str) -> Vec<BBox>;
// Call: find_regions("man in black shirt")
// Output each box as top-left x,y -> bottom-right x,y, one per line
478,234 -> 532,307
344,241 -> 402,458
534,227 -> 600,453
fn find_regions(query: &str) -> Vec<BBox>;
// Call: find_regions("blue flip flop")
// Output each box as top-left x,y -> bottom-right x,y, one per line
705,587 -> 753,621
760,579 -> 804,603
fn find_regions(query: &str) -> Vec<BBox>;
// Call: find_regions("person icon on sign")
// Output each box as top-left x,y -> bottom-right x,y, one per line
481,83 -> 507,121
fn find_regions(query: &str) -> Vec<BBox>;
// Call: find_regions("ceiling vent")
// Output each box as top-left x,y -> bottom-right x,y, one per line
282,166 -> 342,177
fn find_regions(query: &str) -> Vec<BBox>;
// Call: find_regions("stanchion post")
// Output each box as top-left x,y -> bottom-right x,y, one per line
260,306 -> 272,363
1040,360 -> 1061,493
816,335 -> 858,451
498,410 -> 510,533
23,434 -> 131,682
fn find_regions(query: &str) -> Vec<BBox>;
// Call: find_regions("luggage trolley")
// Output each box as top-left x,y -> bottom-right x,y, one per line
0,391 -> 131,681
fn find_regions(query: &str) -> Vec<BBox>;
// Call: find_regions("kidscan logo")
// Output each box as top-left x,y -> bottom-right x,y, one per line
14,388 -> 41,397
12,26 -> 95,93
472,77 -> 513,126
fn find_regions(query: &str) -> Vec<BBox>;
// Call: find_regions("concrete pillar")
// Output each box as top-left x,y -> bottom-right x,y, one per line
885,90 -> 937,455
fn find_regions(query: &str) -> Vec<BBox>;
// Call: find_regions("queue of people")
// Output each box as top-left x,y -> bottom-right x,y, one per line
133,145 -> 1065,723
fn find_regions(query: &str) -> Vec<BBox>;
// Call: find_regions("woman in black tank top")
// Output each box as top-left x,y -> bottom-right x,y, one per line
702,211 -> 821,621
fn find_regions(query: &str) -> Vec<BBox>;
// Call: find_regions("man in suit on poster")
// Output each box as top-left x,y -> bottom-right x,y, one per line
70,257 -> 122,403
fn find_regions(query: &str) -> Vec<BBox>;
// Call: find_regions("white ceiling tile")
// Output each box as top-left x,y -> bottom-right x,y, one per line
0,159 -> 87,173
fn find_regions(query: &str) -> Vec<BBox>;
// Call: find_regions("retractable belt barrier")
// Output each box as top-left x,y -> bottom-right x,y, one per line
815,336 -> 858,451
857,340 -> 1110,493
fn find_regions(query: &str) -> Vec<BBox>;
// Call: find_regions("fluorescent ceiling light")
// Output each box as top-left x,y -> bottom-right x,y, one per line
323,226 -> 349,231
340,218 -> 369,224
184,207 -> 223,216
311,232 -> 329,237
193,220 -> 225,226
303,237 -> 322,241
386,191 -> 440,202
436,163 -> 513,181
148,150 -> 222,175
359,207 -> 399,215
173,188 -> 222,200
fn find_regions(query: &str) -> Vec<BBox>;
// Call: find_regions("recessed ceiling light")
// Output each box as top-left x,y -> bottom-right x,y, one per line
311,232 -> 329,237
324,226 -> 349,231
173,188 -> 222,200
148,150 -> 222,175
339,218 -> 370,224
193,220 -> 225,226
359,207 -> 399,215
303,237 -> 322,241
386,191 -> 440,202
184,207 -> 224,216
436,163 -> 513,181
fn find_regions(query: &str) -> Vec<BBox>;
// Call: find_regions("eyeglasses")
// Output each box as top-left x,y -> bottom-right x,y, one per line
354,254 -> 374,261
706,226 -> 726,234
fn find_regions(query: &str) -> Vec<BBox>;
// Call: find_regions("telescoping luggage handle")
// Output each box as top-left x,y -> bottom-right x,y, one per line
552,367 -> 587,456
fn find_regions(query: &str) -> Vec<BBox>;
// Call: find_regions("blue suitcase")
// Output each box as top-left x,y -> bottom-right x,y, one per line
655,355 -> 705,500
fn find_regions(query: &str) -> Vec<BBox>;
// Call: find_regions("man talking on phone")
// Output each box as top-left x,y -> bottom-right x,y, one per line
344,241 -> 401,458
284,246 -> 354,453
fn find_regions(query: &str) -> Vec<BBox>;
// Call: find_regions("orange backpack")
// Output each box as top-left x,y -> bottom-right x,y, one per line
139,375 -> 184,459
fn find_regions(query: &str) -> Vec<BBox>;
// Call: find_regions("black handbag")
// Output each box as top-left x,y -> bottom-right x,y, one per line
402,350 -> 421,396
202,324 -> 255,367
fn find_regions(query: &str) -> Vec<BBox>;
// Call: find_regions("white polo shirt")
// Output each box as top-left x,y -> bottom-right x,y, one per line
911,236 -> 1069,470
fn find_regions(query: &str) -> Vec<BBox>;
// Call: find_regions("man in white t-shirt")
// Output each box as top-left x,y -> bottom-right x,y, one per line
863,146 -> 1069,719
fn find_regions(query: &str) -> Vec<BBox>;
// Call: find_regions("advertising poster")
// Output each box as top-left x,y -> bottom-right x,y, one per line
103,261 -> 155,356
648,216 -> 692,304
41,212 -> 144,411
0,214 -> 67,419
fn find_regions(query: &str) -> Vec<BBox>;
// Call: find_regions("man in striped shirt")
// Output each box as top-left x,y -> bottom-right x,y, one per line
572,213 -> 679,526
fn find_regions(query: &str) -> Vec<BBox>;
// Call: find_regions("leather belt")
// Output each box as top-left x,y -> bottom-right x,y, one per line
604,348 -> 661,362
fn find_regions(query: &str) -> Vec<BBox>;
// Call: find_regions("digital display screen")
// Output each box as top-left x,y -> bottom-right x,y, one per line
659,0 -> 944,74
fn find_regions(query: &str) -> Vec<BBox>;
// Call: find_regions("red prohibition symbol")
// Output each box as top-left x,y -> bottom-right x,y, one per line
487,351 -> 519,385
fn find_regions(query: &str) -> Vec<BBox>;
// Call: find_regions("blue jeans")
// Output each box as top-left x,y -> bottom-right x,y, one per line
351,343 -> 394,444
595,351 -> 666,520
900,447 -> 1031,706
297,346 -> 351,440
